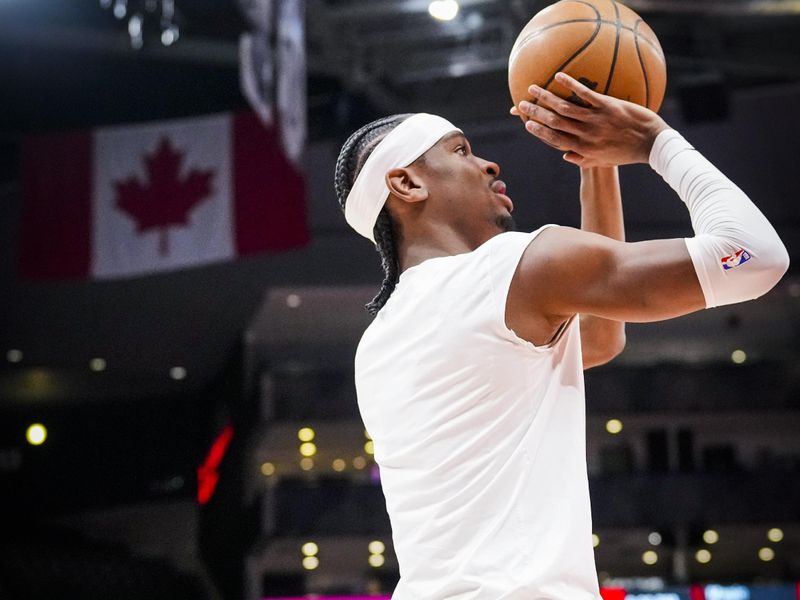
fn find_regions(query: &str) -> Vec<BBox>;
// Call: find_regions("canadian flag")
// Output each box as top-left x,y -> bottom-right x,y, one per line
19,112 -> 308,279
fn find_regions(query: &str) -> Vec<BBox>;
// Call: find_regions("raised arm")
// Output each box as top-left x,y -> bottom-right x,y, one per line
508,73 -> 789,327
577,167 -> 627,369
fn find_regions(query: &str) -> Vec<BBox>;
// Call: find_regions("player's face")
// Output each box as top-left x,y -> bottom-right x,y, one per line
419,132 -> 515,241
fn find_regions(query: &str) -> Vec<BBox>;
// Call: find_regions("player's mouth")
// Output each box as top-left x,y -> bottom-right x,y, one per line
491,179 -> 514,213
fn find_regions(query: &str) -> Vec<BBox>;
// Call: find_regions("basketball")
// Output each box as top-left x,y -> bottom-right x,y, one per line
508,0 -> 666,114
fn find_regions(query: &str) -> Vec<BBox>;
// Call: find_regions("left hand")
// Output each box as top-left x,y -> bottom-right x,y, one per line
510,72 -> 669,168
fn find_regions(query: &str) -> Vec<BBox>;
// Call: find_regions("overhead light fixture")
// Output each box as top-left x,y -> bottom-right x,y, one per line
26,423 -> 47,446
6,349 -> 23,363
89,358 -> 107,372
428,0 -> 459,21
170,366 -> 187,380
642,550 -> 658,565
731,349 -> 747,364
368,553 -> 385,567
695,549 -> 712,564
758,547 -> 775,562
286,293 -> 302,308
767,527 -> 784,543
605,419 -> 623,434
648,531 -> 662,546
301,542 -> 318,556
702,529 -> 719,544
100,0 -> 179,49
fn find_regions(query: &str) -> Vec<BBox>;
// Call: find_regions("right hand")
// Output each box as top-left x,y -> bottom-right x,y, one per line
511,72 -> 670,168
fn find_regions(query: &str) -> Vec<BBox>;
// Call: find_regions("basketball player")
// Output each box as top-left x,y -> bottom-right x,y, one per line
333,72 -> 789,599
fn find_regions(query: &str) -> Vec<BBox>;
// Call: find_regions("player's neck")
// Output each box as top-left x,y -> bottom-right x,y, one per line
397,227 -> 492,273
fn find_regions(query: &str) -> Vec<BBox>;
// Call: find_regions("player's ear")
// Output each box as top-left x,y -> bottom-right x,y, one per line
386,167 -> 428,204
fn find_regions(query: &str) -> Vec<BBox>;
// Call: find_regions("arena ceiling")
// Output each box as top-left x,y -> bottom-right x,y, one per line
0,0 -> 800,135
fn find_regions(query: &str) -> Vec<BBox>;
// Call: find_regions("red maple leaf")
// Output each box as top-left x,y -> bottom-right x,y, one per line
115,137 -> 215,256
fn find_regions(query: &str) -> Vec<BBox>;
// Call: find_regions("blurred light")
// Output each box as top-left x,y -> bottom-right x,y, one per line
695,549 -> 712,564
302,555 -> 319,570
113,0 -> 127,19
26,423 -> 47,446
605,419 -> 623,434
758,547 -> 775,561
128,13 -> 142,37
89,358 -> 107,372
767,527 -> 784,542
286,294 -> 302,308
364,429 -> 371,440
648,531 -> 662,546
161,25 -> 179,46
301,542 -> 319,556
353,456 -> 367,470
464,11 -> 484,30
197,424 -> 234,505
642,550 -> 658,565
299,442 -> 317,457
731,349 -> 747,364
368,553 -> 385,567
6,349 -> 23,363
298,427 -> 315,442
428,0 -> 459,21
260,462 -> 276,476
100,0 -> 113,9
369,540 -> 385,554
592,534 -> 600,548
703,529 -> 719,544
300,457 -> 314,471
332,458 -> 346,472
170,366 -> 187,380
364,440 -> 375,455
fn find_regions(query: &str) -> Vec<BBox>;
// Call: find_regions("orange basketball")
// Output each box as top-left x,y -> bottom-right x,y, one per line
508,0 -> 666,114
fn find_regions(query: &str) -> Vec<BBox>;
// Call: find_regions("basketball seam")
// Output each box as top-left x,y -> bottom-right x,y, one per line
511,17 -> 662,62
633,19 -> 651,109
603,0 -> 622,95
540,1 -> 602,94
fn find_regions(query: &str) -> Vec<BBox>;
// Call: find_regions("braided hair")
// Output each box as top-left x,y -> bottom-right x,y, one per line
334,114 -> 415,315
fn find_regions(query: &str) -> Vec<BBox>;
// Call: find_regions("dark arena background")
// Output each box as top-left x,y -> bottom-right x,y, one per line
1,1 -> 799,599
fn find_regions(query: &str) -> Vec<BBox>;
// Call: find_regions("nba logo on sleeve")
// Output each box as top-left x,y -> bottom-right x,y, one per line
721,248 -> 751,270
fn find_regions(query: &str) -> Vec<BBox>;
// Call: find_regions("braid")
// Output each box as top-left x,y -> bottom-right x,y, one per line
334,114 -> 414,315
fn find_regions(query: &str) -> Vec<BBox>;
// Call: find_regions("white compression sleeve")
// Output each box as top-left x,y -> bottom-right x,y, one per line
649,129 -> 789,308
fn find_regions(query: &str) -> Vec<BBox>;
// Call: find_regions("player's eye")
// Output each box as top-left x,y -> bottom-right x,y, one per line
455,145 -> 467,155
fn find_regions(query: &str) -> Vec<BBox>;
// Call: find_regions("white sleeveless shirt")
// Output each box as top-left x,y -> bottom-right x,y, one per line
355,226 -> 601,600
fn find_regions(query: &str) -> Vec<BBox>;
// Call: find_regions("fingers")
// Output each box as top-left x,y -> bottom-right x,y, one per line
553,72 -> 605,107
524,119 -> 576,152
527,83 -> 594,121
518,99 -> 584,136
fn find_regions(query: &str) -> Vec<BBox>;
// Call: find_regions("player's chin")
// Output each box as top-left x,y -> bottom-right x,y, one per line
495,213 -> 517,233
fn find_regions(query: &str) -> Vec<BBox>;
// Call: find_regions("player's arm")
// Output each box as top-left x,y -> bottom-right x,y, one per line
577,166 -> 626,369
510,72 -> 789,325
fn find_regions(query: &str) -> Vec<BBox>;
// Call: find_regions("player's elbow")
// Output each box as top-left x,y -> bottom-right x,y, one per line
753,241 -> 790,299
604,329 -> 627,363
584,330 -> 626,369
770,242 -> 790,290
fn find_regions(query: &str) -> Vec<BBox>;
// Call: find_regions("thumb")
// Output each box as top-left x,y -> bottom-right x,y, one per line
563,151 -> 584,166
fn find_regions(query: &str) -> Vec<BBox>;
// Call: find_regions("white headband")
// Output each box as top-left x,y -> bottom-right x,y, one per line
344,113 -> 461,242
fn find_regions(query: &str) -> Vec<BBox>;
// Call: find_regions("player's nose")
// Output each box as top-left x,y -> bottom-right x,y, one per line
480,157 -> 500,177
